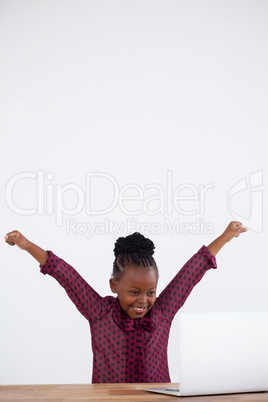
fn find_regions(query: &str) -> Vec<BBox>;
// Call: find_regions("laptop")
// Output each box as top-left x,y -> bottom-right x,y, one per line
144,311 -> 268,396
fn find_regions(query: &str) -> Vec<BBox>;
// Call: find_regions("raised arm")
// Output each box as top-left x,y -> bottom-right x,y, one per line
207,221 -> 247,256
157,221 -> 247,320
4,230 -> 106,322
5,230 -> 48,265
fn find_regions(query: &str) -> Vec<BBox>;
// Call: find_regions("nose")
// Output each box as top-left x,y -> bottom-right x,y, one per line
138,293 -> 147,305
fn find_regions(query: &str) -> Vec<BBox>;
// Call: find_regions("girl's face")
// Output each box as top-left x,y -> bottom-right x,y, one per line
110,265 -> 158,319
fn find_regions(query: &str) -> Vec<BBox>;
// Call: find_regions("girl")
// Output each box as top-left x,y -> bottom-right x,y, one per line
5,221 -> 246,383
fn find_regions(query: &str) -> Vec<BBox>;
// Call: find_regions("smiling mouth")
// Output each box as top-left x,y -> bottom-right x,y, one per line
132,306 -> 147,313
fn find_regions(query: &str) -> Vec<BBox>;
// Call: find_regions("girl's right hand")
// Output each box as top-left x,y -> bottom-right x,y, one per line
4,230 -> 31,251
5,231 -> 48,264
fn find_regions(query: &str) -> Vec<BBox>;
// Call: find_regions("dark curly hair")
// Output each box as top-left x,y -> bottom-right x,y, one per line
112,232 -> 158,280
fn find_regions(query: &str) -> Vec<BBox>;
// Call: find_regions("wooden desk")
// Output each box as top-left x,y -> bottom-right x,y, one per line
0,383 -> 268,402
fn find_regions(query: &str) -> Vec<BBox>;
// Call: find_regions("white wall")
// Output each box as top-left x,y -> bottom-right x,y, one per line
0,0 -> 267,385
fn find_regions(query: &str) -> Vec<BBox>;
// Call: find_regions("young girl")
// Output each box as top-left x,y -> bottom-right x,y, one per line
5,221 -> 246,383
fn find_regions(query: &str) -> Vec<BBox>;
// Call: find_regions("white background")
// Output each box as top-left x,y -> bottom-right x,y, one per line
0,0 -> 267,385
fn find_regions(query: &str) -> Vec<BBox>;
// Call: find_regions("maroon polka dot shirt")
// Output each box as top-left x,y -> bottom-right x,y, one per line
40,245 -> 216,383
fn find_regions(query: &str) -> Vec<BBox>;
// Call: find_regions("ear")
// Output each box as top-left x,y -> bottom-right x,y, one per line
109,278 -> 118,294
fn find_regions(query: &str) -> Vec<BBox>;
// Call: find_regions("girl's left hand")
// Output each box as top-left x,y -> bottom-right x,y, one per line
207,221 -> 247,256
222,221 -> 248,242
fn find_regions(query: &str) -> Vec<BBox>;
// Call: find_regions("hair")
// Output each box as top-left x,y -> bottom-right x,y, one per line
112,232 -> 158,280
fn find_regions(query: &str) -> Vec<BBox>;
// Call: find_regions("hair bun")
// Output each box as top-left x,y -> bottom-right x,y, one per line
114,232 -> 155,258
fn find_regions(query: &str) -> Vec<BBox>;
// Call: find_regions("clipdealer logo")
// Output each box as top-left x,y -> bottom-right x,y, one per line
227,170 -> 263,233
5,171 -> 215,237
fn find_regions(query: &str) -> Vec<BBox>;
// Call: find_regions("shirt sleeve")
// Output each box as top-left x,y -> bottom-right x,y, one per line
155,245 -> 217,321
40,250 -> 105,322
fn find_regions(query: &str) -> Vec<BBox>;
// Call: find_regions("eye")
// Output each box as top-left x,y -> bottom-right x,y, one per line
129,291 -> 139,295
148,291 -> 156,296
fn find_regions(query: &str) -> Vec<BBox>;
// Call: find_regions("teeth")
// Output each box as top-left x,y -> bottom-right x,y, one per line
133,307 -> 146,311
